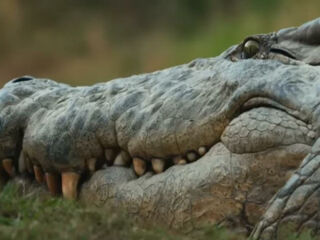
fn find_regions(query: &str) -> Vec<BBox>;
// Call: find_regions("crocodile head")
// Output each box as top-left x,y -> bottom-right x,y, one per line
1,18 -> 320,235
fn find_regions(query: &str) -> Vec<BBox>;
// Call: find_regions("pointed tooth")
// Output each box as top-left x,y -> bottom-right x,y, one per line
133,158 -> 146,176
113,154 -> 124,166
104,149 -> 116,165
18,152 -> 27,174
45,172 -> 60,196
33,165 -> 45,183
86,158 -> 97,174
151,158 -> 165,174
186,152 -> 198,162
173,157 -> 187,165
2,158 -> 15,177
61,172 -> 80,200
114,151 -> 131,166
198,146 -> 207,156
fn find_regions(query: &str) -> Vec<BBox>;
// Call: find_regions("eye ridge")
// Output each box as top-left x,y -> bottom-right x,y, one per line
243,39 -> 260,59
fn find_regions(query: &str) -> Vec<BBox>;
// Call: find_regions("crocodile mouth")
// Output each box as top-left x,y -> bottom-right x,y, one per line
73,99 -> 316,231
81,98 -> 316,183
1,97 -> 316,201
78,103 -> 314,230
128,98 -> 316,176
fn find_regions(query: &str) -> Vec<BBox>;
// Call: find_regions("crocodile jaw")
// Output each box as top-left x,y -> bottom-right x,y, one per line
80,142 -> 311,231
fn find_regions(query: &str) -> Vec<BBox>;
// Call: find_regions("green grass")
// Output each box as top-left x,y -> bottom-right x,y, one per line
1,0 -> 320,87
0,183 -> 317,240
0,183 -> 245,240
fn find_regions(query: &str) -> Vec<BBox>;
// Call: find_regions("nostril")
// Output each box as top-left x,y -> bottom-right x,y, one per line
12,76 -> 34,83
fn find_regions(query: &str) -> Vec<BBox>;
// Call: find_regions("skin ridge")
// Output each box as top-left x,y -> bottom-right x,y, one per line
0,57 -> 236,170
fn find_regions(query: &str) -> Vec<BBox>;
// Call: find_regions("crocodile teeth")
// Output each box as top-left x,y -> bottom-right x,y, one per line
2,159 -> 15,177
86,158 -> 97,174
114,151 -> 131,166
45,172 -> 60,196
151,158 -> 165,173
33,165 -> 45,183
105,149 -> 117,165
62,172 -> 80,200
186,152 -> 198,162
173,156 -> 187,165
198,146 -> 207,156
133,158 -> 146,176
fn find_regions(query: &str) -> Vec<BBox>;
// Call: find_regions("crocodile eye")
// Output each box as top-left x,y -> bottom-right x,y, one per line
243,40 -> 259,58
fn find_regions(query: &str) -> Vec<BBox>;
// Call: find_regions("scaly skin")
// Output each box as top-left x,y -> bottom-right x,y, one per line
1,18 -> 320,239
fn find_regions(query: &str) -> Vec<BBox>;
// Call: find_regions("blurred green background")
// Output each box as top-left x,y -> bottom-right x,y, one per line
0,0 -> 319,87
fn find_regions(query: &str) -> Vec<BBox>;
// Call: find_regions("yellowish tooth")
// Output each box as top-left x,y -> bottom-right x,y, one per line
133,158 -> 146,176
33,165 -> 45,183
45,172 -> 60,196
198,146 -> 207,156
104,149 -> 116,165
61,172 -> 80,200
173,157 -> 187,165
113,154 -> 124,166
2,158 -> 15,177
186,152 -> 197,162
86,158 -> 97,174
151,158 -> 165,173
114,151 -> 131,166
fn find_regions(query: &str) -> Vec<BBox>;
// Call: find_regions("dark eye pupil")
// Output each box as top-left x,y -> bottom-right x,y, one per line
244,40 -> 259,58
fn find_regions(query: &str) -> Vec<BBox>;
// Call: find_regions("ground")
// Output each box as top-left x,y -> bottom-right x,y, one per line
0,183 -> 317,240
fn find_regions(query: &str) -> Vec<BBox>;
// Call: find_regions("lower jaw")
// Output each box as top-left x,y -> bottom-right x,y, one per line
2,141 -> 310,232
79,141 -> 311,232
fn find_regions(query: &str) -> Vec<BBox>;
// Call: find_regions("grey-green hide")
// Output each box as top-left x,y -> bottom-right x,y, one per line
1,18 -> 320,240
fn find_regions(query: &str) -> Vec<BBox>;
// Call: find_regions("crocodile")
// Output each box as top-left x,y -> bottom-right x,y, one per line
1,18 -> 320,239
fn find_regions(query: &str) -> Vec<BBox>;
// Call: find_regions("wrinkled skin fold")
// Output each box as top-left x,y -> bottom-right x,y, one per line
1,18 -> 320,239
